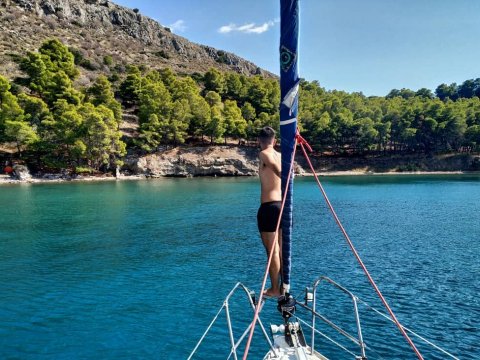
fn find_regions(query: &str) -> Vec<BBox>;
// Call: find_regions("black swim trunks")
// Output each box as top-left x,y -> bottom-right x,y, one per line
257,201 -> 282,232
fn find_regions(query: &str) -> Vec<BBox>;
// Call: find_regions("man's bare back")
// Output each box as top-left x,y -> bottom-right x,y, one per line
259,147 -> 281,203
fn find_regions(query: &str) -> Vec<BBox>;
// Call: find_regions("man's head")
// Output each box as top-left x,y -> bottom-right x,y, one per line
258,126 -> 276,149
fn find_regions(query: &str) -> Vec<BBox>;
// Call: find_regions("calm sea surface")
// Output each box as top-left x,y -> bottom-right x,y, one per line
0,175 -> 479,359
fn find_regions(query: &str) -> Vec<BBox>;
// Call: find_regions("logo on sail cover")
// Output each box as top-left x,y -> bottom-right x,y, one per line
280,45 -> 296,72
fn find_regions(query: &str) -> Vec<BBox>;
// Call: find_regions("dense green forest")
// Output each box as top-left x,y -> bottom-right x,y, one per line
1,39 -> 479,171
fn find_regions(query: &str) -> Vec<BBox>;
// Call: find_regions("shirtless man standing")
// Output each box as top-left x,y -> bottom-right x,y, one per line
257,126 -> 282,298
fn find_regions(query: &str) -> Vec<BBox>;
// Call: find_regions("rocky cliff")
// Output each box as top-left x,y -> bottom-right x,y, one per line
124,146 -> 260,177
0,0 -> 271,83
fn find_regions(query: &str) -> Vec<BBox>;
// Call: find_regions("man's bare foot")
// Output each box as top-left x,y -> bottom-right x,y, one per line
263,287 -> 282,298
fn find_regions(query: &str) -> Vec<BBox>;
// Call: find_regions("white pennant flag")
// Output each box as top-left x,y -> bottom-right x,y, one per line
282,81 -> 300,115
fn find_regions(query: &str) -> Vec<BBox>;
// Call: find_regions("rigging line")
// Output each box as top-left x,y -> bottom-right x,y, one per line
187,303 -> 226,360
227,304 -> 278,360
357,299 -> 459,359
296,313 -> 388,360
294,315 -> 356,358
296,302 -> 362,346
242,137 -> 299,360
296,134 -> 424,360
296,307 -> 388,360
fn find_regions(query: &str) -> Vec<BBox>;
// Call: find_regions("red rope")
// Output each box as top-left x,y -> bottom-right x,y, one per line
242,138 -> 298,360
296,133 -> 424,360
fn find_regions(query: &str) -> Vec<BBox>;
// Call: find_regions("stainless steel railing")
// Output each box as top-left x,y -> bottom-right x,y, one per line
297,276 -> 367,359
187,282 -> 277,360
189,277 -> 459,360
295,276 -> 459,360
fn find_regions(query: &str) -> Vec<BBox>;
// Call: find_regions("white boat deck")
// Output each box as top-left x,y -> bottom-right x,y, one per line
263,323 -> 328,360
264,333 -> 327,360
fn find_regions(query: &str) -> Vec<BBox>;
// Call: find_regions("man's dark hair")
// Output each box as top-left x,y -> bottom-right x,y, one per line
258,126 -> 276,143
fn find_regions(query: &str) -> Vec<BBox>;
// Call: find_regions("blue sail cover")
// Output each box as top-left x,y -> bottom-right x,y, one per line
280,0 -> 299,291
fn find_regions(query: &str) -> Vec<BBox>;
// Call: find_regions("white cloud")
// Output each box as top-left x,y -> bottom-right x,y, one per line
169,20 -> 187,33
218,19 -> 278,34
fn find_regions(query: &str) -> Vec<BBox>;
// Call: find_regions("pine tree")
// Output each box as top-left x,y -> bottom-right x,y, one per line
203,68 -> 226,95
138,113 -> 163,152
0,76 -> 24,141
20,39 -> 82,106
170,99 -> 191,145
189,95 -> 210,142
79,104 -> 126,169
17,94 -> 52,128
223,99 -> 246,143
205,91 -> 222,107
138,78 -> 172,126
41,99 -> 83,163
87,76 -> 122,124
119,65 -> 142,104
241,102 -> 256,122
208,105 -> 226,144
5,119 -> 39,155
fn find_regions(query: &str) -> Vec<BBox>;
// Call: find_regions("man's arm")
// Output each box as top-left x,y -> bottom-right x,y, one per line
260,151 -> 281,177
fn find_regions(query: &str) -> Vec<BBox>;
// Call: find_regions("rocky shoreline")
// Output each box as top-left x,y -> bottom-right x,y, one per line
1,170 -> 474,186
1,146 -> 479,185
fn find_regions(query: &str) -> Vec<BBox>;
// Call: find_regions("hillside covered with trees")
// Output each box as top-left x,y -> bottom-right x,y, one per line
1,39 -> 480,174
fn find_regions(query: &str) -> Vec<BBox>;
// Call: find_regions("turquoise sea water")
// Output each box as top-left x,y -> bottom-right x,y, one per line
0,175 -> 479,359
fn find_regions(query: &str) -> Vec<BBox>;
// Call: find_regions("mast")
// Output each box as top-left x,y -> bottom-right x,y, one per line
279,0 -> 299,294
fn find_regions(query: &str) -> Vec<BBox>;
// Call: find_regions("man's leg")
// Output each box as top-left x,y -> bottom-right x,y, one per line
260,231 -> 281,297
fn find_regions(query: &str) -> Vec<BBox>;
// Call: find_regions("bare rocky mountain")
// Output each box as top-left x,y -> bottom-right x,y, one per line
0,0 -> 272,85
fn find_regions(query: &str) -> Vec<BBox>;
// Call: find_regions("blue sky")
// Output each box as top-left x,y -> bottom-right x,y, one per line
114,0 -> 480,96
